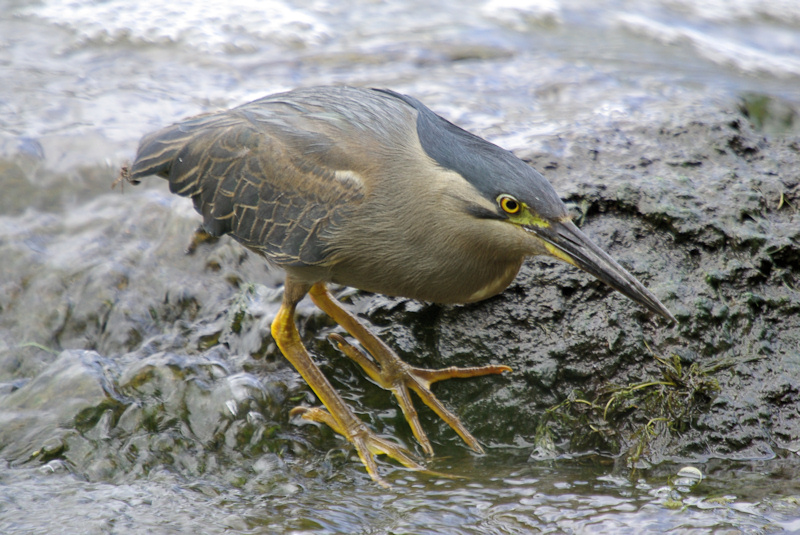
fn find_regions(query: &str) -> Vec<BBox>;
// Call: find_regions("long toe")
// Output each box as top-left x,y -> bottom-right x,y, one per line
398,362 -> 511,455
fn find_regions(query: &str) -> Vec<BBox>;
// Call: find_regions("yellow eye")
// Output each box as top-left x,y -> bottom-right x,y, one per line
498,195 -> 520,214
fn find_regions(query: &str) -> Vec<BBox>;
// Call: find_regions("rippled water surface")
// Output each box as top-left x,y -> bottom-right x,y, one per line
4,454 -> 800,533
2,0 -> 800,533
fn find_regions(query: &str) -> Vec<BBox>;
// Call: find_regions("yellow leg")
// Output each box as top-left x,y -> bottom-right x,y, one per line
309,283 -> 511,456
272,277 -> 427,486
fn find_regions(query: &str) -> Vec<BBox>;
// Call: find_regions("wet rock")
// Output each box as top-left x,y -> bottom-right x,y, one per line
0,350 -> 120,462
0,191 -> 310,483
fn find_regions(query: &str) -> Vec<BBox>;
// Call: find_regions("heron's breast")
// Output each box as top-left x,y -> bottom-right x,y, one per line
461,260 -> 523,303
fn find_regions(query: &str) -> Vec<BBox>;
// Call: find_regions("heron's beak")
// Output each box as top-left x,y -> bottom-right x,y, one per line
526,219 -> 676,323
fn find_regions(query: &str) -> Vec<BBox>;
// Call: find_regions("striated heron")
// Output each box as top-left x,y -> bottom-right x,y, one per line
121,86 -> 675,485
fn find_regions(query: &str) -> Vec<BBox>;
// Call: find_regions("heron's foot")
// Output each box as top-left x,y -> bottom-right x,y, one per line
290,406 -> 444,487
328,333 -> 511,457
308,283 -> 511,460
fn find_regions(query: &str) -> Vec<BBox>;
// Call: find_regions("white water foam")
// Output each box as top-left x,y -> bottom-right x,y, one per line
617,13 -> 800,78
23,0 -> 331,52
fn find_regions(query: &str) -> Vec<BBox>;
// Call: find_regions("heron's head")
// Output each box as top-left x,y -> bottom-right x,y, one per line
379,88 -> 676,322
488,188 -> 676,323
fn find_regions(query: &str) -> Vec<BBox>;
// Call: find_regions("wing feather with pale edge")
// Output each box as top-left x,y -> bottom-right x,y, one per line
128,104 -> 366,267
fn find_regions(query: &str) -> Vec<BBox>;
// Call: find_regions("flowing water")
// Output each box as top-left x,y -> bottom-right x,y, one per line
2,0 -> 800,533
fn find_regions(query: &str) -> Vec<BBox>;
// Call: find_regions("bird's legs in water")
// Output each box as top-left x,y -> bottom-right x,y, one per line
272,277 -> 427,486
307,282 -> 511,457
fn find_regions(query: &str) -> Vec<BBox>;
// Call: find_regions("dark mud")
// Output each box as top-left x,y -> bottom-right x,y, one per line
1,96 -> 798,493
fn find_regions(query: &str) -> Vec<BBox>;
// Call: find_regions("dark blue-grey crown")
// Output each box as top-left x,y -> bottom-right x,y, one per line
375,89 -> 566,220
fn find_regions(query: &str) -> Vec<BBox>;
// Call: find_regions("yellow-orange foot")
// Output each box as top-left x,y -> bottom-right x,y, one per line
327,332 -> 511,456
274,279 -> 441,486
